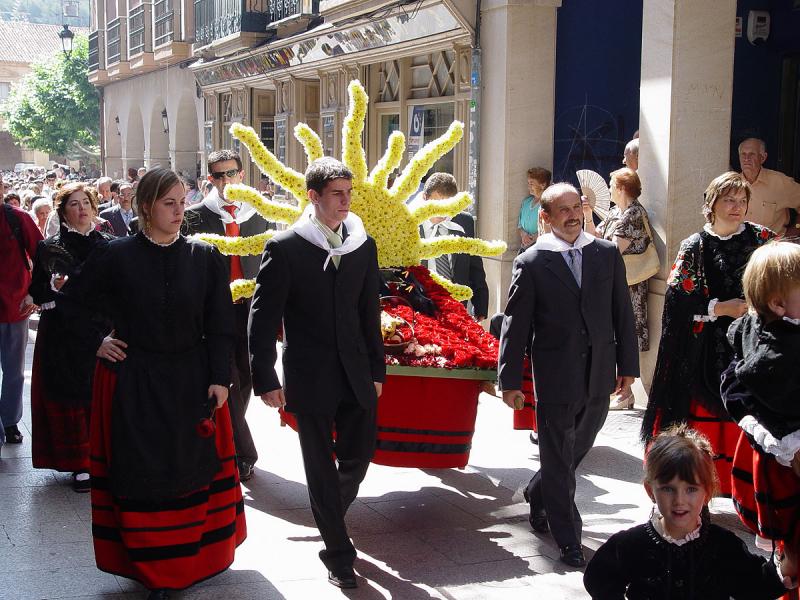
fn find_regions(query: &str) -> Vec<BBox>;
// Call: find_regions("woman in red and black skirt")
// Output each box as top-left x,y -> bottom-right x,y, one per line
640,172 -> 774,496
29,182 -> 114,491
63,169 -> 246,600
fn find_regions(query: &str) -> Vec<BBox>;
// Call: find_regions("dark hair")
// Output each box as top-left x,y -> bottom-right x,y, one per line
110,180 -> 121,195
645,424 -> 718,498
702,171 -> 751,224
54,182 -> 99,222
4,192 -> 20,205
134,168 -> 182,226
207,149 -> 242,172
526,167 -> 552,186
305,157 -> 353,194
423,172 -> 458,198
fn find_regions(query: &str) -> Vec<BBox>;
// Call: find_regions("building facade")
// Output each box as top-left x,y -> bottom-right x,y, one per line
88,0 -> 800,389
0,21 -> 89,170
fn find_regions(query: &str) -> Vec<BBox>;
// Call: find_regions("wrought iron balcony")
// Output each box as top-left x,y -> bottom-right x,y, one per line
194,0 -> 318,48
154,0 -> 174,47
128,5 -> 146,56
88,30 -> 101,71
107,18 -> 121,64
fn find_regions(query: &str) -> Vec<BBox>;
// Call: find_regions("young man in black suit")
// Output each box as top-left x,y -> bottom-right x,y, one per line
418,173 -> 488,321
499,183 -> 638,568
249,158 -> 384,589
184,150 -> 271,481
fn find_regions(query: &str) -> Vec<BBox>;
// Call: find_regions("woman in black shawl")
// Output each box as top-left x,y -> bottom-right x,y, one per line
641,172 -> 774,496
29,182 -> 113,491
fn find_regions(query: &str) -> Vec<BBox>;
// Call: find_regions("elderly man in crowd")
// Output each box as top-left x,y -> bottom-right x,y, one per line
623,139 -> 639,171
738,137 -> 800,236
100,182 -> 135,237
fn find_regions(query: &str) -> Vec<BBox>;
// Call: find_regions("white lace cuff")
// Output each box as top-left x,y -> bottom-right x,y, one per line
738,416 -> 800,467
707,298 -> 719,321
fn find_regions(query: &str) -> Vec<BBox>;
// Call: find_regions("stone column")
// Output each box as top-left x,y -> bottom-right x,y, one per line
478,0 -> 560,317
637,0 -> 737,390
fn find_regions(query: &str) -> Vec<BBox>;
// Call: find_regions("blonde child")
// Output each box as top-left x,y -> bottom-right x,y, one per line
721,241 -> 800,576
584,425 -> 794,599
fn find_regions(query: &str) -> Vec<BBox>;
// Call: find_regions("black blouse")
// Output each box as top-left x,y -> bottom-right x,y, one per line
29,227 -> 114,406
641,222 -> 773,441
584,520 -> 786,600
63,232 -> 235,500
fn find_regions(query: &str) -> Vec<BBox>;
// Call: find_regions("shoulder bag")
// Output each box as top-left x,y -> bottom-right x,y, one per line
622,213 -> 660,286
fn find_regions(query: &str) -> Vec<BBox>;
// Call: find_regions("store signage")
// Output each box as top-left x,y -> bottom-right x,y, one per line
408,106 -> 425,156
195,4 -> 461,86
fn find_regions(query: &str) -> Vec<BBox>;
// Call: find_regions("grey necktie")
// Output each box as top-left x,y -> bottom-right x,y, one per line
568,249 -> 582,287
434,225 -> 453,280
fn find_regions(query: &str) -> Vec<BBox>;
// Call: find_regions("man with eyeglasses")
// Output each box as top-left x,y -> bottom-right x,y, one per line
184,149 -> 272,483
100,182 -> 135,236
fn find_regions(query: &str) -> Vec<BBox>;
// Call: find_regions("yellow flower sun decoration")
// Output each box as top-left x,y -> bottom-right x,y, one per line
196,80 -> 506,301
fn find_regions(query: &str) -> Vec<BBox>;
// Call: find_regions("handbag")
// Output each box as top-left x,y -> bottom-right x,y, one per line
622,214 -> 660,285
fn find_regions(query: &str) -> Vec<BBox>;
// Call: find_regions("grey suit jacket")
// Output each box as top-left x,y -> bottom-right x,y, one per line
498,238 -> 639,404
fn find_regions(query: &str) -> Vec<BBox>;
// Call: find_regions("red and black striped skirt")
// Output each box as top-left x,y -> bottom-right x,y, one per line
30,332 -> 90,472
687,400 -> 740,497
90,362 -> 247,591
731,430 -> 800,544
513,357 -> 537,432
650,399 -> 740,497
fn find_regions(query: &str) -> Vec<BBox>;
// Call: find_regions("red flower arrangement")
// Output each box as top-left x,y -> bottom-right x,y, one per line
381,266 -> 499,370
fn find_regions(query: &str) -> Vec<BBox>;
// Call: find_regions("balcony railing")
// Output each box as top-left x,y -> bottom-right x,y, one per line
128,5 -> 146,56
194,0 -> 318,48
154,0 -> 174,47
268,0 -> 315,22
88,30 -> 100,71
107,18 -> 121,64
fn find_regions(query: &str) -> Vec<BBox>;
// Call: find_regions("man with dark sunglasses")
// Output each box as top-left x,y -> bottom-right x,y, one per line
185,149 -> 272,483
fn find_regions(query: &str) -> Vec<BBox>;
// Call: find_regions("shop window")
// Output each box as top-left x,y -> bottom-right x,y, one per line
260,120 -> 275,153
322,114 -> 336,157
379,113 -> 400,158
417,103 -> 454,174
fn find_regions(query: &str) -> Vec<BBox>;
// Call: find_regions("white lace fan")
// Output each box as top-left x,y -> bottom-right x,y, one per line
576,169 -> 611,220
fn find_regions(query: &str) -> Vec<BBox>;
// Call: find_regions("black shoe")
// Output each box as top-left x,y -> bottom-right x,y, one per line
529,431 -> 538,445
72,472 -> 91,493
522,487 -> 549,534
238,461 -> 254,482
147,590 -> 170,600
328,566 -> 357,589
559,544 -> 586,568
4,425 -> 23,444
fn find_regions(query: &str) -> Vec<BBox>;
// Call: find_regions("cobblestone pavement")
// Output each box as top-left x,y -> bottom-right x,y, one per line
0,332 -> 761,599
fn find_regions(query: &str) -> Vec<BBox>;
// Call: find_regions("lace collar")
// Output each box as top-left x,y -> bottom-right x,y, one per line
650,509 -> 702,546
142,231 -> 181,247
63,223 -> 94,236
703,222 -> 745,240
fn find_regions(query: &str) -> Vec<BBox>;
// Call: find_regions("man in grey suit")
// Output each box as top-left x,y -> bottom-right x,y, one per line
498,183 -> 638,568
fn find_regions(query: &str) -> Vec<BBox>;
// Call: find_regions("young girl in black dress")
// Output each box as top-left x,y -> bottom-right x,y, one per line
722,241 -> 800,598
584,425 -> 796,599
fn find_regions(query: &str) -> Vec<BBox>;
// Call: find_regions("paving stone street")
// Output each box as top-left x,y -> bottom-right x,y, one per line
0,330 -> 763,599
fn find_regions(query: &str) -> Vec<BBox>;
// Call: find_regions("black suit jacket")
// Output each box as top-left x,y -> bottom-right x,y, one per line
422,212 -> 489,318
498,238 -> 639,404
248,229 -> 385,414
184,202 -> 272,279
99,205 -> 132,237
